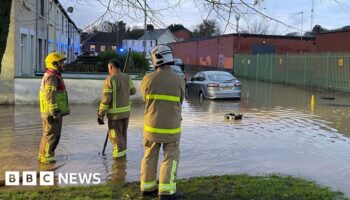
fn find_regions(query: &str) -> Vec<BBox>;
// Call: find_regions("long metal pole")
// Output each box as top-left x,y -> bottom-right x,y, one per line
143,0 -> 147,54
301,11 -> 304,41
101,131 -> 108,156
311,0 -> 314,30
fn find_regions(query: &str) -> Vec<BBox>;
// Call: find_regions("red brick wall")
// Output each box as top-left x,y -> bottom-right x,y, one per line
170,34 -> 315,70
314,31 -> 350,52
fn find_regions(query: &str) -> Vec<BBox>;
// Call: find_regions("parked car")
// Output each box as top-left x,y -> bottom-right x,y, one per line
174,58 -> 184,72
170,65 -> 186,81
186,71 -> 241,100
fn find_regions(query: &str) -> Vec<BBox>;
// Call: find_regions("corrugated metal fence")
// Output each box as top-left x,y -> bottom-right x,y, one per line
234,53 -> 350,92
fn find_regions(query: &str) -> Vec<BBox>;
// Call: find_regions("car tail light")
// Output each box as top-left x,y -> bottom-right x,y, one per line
207,83 -> 220,87
234,82 -> 241,87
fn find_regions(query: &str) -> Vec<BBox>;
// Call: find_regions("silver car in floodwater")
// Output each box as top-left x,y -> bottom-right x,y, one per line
186,71 -> 242,100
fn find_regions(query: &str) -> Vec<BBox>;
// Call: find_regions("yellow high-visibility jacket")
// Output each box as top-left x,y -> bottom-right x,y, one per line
141,65 -> 185,143
99,71 -> 136,120
39,69 -> 69,118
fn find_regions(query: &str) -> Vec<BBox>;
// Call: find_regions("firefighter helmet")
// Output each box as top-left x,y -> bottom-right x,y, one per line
150,44 -> 174,67
45,52 -> 66,70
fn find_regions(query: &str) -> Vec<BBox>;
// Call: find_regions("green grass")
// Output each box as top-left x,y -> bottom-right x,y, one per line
0,174 -> 348,200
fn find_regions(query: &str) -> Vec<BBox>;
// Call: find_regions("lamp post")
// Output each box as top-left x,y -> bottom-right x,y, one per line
294,11 -> 304,52
143,0 -> 147,55
295,11 -> 304,40
235,14 -> 240,53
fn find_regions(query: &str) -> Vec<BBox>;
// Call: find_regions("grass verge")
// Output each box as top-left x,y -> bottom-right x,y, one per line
0,174 -> 348,200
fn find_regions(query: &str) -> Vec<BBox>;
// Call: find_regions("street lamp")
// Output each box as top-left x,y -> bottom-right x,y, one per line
295,11 -> 304,40
235,14 -> 240,53
235,14 -> 240,34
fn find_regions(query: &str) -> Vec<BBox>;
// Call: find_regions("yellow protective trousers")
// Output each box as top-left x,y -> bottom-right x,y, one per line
108,118 -> 129,158
140,139 -> 180,195
38,117 -> 62,163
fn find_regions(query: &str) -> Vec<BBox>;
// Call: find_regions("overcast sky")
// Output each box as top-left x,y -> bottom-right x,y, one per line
60,0 -> 350,35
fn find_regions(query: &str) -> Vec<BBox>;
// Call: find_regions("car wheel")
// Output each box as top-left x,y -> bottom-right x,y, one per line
199,91 -> 204,103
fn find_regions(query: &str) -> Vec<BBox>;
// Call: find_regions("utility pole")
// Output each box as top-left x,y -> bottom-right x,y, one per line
311,0 -> 314,30
143,0 -> 147,55
235,15 -> 240,53
295,11 -> 304,40
301,11 -> 304,41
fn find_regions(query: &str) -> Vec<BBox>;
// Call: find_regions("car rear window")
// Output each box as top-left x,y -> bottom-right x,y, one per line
208,74 -> 235,82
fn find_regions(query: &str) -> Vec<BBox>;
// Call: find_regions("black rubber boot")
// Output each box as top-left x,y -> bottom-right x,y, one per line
158,192 -> 184,200
141,189 -> 158,197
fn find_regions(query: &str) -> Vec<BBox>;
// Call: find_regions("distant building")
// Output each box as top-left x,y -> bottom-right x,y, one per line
122,29 -> 177,53
172,29 -> 192,41
82,32 -> 126,55
314,30 -> 350,52
169,33 -> 316,70
3,0 -> 80,77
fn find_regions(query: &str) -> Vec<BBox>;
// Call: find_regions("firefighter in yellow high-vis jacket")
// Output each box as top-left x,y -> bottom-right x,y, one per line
38,52 -> 69,163
140,45 -> 185,200
97,59 -> 136,159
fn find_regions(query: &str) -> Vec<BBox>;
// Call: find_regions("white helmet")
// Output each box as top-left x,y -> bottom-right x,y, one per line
150,44 -> 174,67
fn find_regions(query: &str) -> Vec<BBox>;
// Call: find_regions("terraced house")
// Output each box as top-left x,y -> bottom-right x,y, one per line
0,0 -> 81,103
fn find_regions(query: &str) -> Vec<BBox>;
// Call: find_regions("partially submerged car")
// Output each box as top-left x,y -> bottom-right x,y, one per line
186,71 -> 241,100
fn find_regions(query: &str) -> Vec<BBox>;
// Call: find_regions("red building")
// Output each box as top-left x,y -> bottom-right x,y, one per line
314,30 -> 350,52
170,33 -> 315,70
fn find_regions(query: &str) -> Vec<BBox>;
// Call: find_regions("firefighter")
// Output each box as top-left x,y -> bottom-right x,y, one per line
38,52 -> 69,163
97,59 -> 136,159
140,45 -> 185,200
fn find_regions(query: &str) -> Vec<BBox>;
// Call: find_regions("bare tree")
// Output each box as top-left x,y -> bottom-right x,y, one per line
243,20 -> 270,34
69,0 -> 344,35
74,0 -> 305,34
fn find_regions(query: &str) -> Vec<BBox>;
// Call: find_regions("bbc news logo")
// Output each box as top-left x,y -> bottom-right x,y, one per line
5,171 -> 101,186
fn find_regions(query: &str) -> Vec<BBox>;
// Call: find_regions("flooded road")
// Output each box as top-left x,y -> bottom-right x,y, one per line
1,78 -> 350,195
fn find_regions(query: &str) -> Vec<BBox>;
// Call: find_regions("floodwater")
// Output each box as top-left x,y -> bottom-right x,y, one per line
1,79 -> 350,195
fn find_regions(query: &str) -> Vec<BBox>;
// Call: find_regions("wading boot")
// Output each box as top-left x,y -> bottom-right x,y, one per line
158,192 -> 184,200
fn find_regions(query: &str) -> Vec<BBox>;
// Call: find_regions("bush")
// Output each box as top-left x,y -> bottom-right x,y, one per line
127,52 -> 148,73
97,51 -> 147,73
97,51 -> 119,72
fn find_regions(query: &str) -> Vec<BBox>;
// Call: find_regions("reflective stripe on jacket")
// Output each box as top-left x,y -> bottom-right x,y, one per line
39,69 -> 69,118
99,71 -> 136,120
141,65 -> 185,142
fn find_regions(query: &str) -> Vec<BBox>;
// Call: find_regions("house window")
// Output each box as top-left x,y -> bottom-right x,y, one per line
90,45 -> 96,52
20,34 -> 27,75
66,20 -> 68,36
30,36 -> 34,71
38,38 -> 43,72
100,45 -> 106,52
112,46 -> 117,51
61,16 -> 64,34
150,41 -> 153,46
40,0 -> 45,16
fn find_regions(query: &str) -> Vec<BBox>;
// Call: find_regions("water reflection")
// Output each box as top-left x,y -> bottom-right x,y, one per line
108,158 -> 127,184
1,79 -> 350,196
